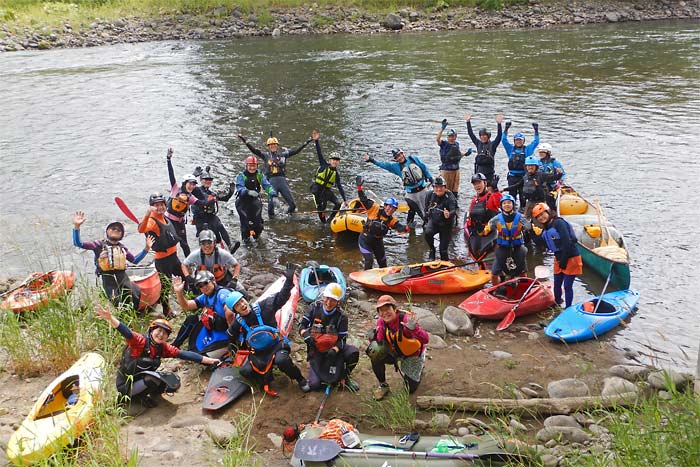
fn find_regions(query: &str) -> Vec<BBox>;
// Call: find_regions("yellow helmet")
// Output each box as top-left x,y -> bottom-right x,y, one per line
266,137 -> 279,146
323,282 -> 344,301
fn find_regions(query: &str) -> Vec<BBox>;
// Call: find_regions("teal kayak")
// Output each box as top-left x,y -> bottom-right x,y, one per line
544,290 -> 639,343
299,265 -> 346,303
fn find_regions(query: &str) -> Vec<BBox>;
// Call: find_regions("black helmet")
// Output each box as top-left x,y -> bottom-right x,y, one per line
198,230 -> 216,244
149,192 -> 166,206
478,128 -> 491,137
391,148 -> 405,159
471,173 -> 487,183
105,221 -> 125,239
194,270 -> 215,287
433,176 -> 447,186
200,171 -> 214,180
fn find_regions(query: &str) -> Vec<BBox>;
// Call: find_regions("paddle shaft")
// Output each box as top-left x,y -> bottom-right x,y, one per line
382,260 -> 481,286
593,264 -> 615,314
314,385 -> 332,424
115,197 -> 140,224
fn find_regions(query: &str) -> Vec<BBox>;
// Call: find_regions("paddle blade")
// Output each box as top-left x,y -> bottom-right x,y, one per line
534,265 -> 550,280
114,197 -> 139,224
381,273 -> 408,286
496,310 -> 516,331
294,439 -> 342,462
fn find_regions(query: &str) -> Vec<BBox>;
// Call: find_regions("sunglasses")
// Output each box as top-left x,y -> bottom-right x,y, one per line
200,241 -> 214,246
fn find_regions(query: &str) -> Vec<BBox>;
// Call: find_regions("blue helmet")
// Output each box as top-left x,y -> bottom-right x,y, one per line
513,132 -> 525,142
500,194 -> 516,207
225,291 -> 245,310
525,156 -> 539,166
383,197 -> 399,209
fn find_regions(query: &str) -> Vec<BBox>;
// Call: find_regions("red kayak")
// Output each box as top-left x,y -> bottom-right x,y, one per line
458,276 -> 555,320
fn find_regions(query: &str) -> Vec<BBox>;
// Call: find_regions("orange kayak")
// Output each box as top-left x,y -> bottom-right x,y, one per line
349,261 -> 491,295
1,271 -> 75,313
131,269 -> 161,311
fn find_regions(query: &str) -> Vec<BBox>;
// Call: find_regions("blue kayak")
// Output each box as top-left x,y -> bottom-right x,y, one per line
544,290 -> 639,343
299,265 -> 346,303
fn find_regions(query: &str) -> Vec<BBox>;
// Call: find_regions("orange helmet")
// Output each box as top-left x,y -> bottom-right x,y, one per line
532,203 -> 550,218
244,156 -> 258,166
266,137 -> 279,146
149,318 -> 173,335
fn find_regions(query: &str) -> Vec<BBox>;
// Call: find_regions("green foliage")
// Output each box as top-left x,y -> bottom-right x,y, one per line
0,8 -> 17,20
362,386 -> 416,430
476,0 -> 503,10
253,7 -> 274,27
221,399 -> 263,467
311,14 -> 334,29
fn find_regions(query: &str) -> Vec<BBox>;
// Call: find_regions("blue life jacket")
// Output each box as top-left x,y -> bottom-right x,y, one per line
541,219 -> 578,253
495,212 -> 525,247
236,304 -> 287,352
508,147 -> 526,175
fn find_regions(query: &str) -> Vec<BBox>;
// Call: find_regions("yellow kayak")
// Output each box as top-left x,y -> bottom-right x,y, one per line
6,352 -> 106,465
330,198 -> 409,234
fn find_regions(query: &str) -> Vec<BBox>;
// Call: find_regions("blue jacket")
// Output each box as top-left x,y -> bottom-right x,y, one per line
539,156 -> 566,188
501,131 -> 540,176
370,155 -> 433,192
235,170 -> 276,197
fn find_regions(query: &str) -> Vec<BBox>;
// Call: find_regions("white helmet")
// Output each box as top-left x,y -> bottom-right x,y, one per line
537,143 -> 552,155
323,282 -> 343,301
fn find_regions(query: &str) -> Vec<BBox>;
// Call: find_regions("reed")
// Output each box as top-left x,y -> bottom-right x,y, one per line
362,386 -> 416,430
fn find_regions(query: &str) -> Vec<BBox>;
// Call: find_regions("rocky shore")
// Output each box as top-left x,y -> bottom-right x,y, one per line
1,0 -> 698,52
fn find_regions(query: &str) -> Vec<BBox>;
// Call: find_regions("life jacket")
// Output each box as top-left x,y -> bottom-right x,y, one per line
440,142 -> 461,170
400,156 -> 426,188
522,173 -> 546,202
363,208 -> 392,237
495,212 -> 525,247
150,217 -> 179,252
541,218 -> 578,253
314,166 -> 338,189
242,171 -> 262,194
266,152 -> 287,177
199,187 -> 218,215
236,304 -> 285,353
199,249 -> 227,282
97,243 -> 127,272
308,306 -> 342,353
426,193 -> 453,224
119,336 -> 160,376
199,286 -> 229,332
474,143 -> 494,175
508,147 -> 526,174
384,313 -> 422,357
468,191 -> 492,224
167,191 -> 190,217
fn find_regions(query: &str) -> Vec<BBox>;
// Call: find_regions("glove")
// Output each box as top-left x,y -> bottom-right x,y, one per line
466,148 -> 473,156
441,118 -> 448,130
403,316 -> 417,331
283,263 -> 296,281
248,190 -> 259,198
166,148 -> 173,160
237,134 -> 247,143
532,122 -> 539,132
327,348 -> 338,359
355,175 -> 364,187
490,174 -> 500,190
505,121 -> 512,131
193,166 -> 203,177
228,342 -> 239,357
303,334 -> 316,352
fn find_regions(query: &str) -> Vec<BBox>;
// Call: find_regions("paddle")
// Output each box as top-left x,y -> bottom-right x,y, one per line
594,199 -> 614,247
0,271 -> 54,299
381,261 -> 478,286
496,265 -> 551,331
593,263 -> 615,315
294,439 -> 521,463
114,197 -> 139,224
314,384 -> 332,424
306,260 -> 323,300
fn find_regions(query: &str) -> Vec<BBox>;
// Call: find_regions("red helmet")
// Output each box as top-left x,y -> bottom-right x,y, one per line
244,156 -> 258,165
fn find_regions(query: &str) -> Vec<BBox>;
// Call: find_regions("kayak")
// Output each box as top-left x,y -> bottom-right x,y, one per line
6,352 -> 106,465
299,265 -> 347,303
462,212 -> 496,263
555,185 -> 631,289
349,261 -> 491,295
291,427 -> 517,467
330,198 -> 409,235
254,274 -> 300,337
130,269 -> 161,311
458,277 -> 555,320
544,289 -> 640,343
1,271 -> 75,313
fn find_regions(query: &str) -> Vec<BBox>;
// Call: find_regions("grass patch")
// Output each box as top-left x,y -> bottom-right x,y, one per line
362,385 -> 416,430
221,398 -> 263,467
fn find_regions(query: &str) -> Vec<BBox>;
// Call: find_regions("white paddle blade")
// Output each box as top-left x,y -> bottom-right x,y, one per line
534,265 -> 550,280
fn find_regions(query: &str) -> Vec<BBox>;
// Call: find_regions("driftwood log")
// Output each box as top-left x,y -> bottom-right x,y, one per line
416,392 -> 638,415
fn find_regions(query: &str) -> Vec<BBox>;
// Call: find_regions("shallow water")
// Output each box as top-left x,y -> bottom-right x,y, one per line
1,20 -> 698,370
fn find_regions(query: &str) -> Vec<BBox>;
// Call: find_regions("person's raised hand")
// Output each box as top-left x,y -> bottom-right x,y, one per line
355,175 -> 364,187
95,305 -> 112,322
312,130 -> 320,141
172,275 -> 185,293
283,263 -> 297,281
362,153 -> 371,162
532,122 -> 539,132
237,134 -> 246,143
441,118 -> 448,130
505,121 -> 512,131
73,211 -> 86,228
167,148 -> 173,159
496,113 -> 504,124
145,234 -> 155,251
464,112 -> 471,122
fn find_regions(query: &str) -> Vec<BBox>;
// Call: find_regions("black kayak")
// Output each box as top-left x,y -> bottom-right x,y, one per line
202,364 -> 250,411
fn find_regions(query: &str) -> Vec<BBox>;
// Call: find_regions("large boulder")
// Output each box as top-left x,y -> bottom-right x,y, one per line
547,378 -> 590,398
442,306 -> 474,336
427,334 -> 447,349
206,420 -> 237,447
382,13 -> 404,30
647,369 -> 690,391
536,426 -> 592,444
414,309 -> 446,337
608,364 -> 650,382
543,415 -> 581,429
601,377 -> 638,397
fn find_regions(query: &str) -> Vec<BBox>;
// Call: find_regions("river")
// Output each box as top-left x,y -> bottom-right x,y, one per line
1,19 -> 698,371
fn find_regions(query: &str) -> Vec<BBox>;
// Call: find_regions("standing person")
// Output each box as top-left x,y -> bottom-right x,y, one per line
423,177 -> 458,261
182,230 -> 245,294
505,156 -> 563,219
299,283 -> 360,391
501,121 -> 540,204
170,271 -> 232,356
436,119 -> 472,205
138,192 -> 187,317
478,194 -> 531,284
310,130 -> 347,224
532,203 -> 582,307
355,176 -> 411,270
536,143 -> 567,209
465,112 -> 504,185
234,156 -> 277,243
95,305 -> 219,408
225,264 -> 311,396
191,167 -> 234,250
465,173 -> 502,261
363,149 -> 433,226
366,295 -> 429,400
165,148 -> 214,256
72,211 -> 152,309
237,133 -> 312,216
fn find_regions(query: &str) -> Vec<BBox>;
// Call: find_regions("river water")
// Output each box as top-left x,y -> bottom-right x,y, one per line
1,20 -> 698,370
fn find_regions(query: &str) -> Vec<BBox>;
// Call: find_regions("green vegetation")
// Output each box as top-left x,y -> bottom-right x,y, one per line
221,399 -> 263,467
362,386 -> 416,430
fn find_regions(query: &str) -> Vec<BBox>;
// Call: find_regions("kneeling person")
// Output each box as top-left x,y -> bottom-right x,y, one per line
299,283 -> 360,391
367,295 -> 429,400
183,229 -> 246,294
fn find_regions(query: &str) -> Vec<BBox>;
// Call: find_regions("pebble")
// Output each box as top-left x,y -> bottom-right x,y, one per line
601,376 -> 638,396
206,420 -> 238,446
431,413 -> 451,429
509,419 -> 527,432
490,350 -> 513,360
457,426 -> 470,436
543,415 -> 581,429
134,426 -> 146,434
536,426 -> 592,444
647,369 -> 690,391
520,387 -> 539,398
267,432 -> 283,448
541,454 -> 559,467
427,334 -> 447,349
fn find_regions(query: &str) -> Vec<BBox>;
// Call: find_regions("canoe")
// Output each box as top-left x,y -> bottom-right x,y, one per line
6,352 -> 106,465
131,269 -> 161,311
555,185 -> 631,289
1,271 -> 75,313
299,265 -> 347,303
458,277 -> 555,320
462,212 -> 496,263
349,261 -> 491,295
330,198 -> 409,234
291,428 -> 516,467
544,289 -> 640,343
254,274 -> 300,337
